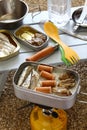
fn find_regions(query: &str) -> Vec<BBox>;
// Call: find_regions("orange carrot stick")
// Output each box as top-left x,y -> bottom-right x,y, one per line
40,70 -> 55,80
26,46 -> 55,61
36,87 -> 51,93
37,64 -> 53,73
41,80 -> 56,87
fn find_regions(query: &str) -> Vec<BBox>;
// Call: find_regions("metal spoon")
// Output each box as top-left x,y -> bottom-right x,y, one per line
73,0 -> 87,32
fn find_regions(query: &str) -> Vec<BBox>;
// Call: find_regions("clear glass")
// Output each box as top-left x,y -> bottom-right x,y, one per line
48,0 -> 71,27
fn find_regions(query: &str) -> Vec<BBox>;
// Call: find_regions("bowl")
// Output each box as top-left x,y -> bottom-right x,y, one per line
0,0 -> 29,29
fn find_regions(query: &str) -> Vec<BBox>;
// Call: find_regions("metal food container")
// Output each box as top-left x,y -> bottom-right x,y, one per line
72,7 -> 87,27
14,25 -> 48,51
0,0 -> 29,30
0,30 -> 20,61
13,62 -> 80,109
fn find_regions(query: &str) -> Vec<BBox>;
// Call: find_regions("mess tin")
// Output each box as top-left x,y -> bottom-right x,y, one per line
13,62 -> 80,109
0,30 -> 20,61
14,25 -> 48,51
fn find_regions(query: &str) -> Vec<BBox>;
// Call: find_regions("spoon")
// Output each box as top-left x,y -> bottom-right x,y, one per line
44,21 -> 80,64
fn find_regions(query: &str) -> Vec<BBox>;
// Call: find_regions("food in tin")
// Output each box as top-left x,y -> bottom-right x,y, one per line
37,64 -> 53,72
0,30 -> 20,61
20,32 -> 46,46
58,72 -> 76,89
17,64 -> 77,96
15,26 -> 47,48
17,66 -> 39,89
0,32 -> 16,57
36,86 -> 52,93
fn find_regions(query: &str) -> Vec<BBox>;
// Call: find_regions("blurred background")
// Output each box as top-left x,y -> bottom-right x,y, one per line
23,0 -> 85,12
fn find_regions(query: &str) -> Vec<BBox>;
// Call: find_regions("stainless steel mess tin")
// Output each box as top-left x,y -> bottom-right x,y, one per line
13,62 -> 80,109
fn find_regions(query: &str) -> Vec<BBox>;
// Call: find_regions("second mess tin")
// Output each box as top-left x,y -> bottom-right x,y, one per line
13,62 -> 80,109
0,30 -> 20,61
14,25 -> 48,51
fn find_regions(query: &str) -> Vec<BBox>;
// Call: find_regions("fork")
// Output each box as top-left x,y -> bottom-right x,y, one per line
44,21 -> 80,64
51,39 -> 71,65
59,46 -> 71,66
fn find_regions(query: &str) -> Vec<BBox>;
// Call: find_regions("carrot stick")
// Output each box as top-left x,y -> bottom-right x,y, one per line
26,46 -> 55,61
40,70 -> 55,80
41,80 -> 56,87
36,87 -> 51,93
37,64 -> 53,73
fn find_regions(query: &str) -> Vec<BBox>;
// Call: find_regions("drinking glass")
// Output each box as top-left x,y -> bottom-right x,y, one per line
47,0 -> 71,27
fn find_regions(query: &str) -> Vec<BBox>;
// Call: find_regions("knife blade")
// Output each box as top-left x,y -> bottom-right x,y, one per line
73,0 -> 87,32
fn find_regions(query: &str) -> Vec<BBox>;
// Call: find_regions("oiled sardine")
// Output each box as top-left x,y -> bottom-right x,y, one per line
22,71 -> 32,88
0,33 -> 16,49
0,33 -> 16,57
17,66 -> 33,86
29,69 -> 40,90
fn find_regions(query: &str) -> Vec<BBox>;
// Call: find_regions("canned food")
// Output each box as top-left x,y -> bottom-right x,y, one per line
0,30 -> 20,61
14,25 -> 48,51
13,61 -> 80,109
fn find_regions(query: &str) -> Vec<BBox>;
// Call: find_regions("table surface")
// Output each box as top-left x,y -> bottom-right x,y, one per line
0,7 -> 87,71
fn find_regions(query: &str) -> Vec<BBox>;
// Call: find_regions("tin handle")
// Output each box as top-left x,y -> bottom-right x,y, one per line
77,91 -> 87,104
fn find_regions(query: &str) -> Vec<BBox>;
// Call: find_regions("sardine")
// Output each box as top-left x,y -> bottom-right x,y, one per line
17,66 -> 33,86
0,33 -> 16,51
29,69 -> 39,89
22,71 -> 32,88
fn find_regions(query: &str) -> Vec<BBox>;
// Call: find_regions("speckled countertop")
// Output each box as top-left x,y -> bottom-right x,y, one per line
0,60 -> 87,130
0,0 -> 87,130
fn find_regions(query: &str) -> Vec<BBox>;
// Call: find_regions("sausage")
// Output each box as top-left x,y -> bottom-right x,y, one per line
26,46 -> 55,61
35,87 -> 51,93
41,80 -> 56,87
40,70 -> 55,80
37,64 -> 53,73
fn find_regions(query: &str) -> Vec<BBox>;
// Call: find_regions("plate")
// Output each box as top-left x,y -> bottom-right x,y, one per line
72,7 -> 87,27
